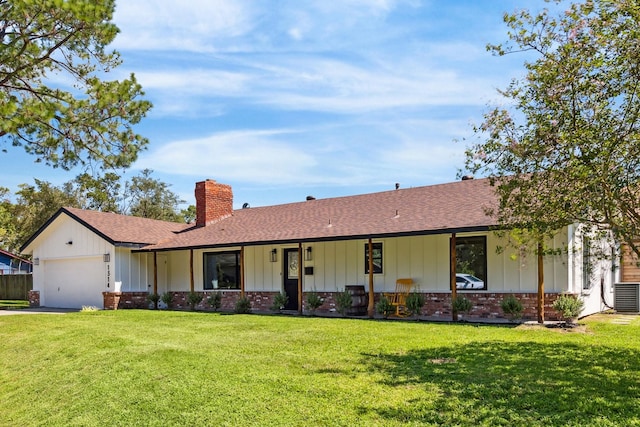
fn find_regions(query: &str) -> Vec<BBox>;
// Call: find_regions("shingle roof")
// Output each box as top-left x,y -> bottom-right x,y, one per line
21,178 -> 499,253
145,177 -> 498,251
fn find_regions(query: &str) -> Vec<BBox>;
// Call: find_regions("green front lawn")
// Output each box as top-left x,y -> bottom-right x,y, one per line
1,311 -> 639,426
0,299 -> 29,309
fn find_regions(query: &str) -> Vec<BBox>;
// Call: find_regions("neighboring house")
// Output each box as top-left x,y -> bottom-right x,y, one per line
0,249 -> 32,275
20,178 -> 619,320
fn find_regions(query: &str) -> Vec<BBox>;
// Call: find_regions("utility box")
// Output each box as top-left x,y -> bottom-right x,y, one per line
614,283 -> 640,313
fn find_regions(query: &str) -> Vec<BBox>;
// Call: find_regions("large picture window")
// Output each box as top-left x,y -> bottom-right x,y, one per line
204,251 -> 240,290
365,242 -> 383,274
454,236 -> 487,290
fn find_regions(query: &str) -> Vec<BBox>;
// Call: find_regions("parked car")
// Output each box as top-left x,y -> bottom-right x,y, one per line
456,273 -> 485,289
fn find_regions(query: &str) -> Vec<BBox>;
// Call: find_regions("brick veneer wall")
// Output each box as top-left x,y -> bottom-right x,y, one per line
28,290 -> 40,307
103,290 -> 566,321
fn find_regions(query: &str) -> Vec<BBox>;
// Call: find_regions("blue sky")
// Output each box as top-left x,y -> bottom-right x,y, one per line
2,0 -> 542,209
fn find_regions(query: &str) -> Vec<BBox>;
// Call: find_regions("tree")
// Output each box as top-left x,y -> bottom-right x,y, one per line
0,0 -> 151,170
72,172 -> 122,212
126,169 -> 185,222
464,0 -> 640,255
0,186 -> 15,251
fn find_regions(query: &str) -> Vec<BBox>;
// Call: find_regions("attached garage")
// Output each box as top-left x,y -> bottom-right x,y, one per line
43,257 -> 106,309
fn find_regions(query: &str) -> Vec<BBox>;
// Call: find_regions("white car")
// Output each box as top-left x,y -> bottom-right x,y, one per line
456,273 -> 485,289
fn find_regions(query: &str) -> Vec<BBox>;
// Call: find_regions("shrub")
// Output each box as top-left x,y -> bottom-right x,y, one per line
376,296 -> 395,319
335,290 -> 353,316
207,292 -> 222,312
406,292 -> 425,317
235,295 -> 252,314
305,291 -> 324,315
160,292 -> 173,309
271,292 -> 289,312
187,292 -> 203,311
146,293 -> 160,310
501,295 -> 524,321
553,294 -> 584,323
453,296 -> 473,314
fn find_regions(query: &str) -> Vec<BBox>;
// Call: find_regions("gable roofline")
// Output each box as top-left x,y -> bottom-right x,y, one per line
0,248 -> 33,264
20,207 -> 116,253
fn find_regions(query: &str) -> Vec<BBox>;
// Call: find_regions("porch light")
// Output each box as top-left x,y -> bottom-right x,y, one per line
305,246 -> 312,261
103,253 -> 110,263
270,248 -> 277,262
33,258 -> 39,266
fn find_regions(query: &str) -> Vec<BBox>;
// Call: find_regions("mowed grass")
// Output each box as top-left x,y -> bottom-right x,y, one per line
0,300 -> 28,309
1,311 -> 640,426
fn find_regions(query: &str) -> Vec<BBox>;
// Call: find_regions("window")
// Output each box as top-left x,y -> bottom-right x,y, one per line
454,236 -> 487,290
365,242 -> 383,274
204,251 -> 240,290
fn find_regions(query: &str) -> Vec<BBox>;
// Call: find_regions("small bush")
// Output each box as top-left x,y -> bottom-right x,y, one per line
501,295 -> 524,321
305,291 -> 324,315
553,294 -> 584,323
453,296 -> 473,314
187,292 -> 203,311
146,293 -> 160,310
271,292 -> 289,312
406,292 -> 425,317
335,290 -> 353,316
207,292 -> 222,312
160,292 -> 173,309
376,296 -> 395,319
235,295 -> 252,314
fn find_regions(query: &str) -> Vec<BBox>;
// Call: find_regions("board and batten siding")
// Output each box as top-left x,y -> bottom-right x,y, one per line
153,229 -> 572,294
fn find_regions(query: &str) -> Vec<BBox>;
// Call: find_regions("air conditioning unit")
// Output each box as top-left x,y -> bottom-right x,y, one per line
614,283 -> 640,313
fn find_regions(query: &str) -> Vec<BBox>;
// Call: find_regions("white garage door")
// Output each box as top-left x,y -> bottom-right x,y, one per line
44,257 -> 106,309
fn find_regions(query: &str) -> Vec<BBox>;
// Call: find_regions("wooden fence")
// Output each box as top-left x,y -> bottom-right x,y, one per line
0,274 -> 33,300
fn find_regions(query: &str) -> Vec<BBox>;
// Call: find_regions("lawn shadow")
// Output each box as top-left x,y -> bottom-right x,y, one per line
360,341 -> 640,425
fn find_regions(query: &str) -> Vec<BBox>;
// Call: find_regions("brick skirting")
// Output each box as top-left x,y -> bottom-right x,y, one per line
103,290 -> 567,321
28,290 -> 40,308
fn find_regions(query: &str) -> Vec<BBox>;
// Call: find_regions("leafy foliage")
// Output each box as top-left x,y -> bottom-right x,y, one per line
305,291 -> 324,314
0,0 -> 151,171
146,293 -> 160,310
160,292 -> 173,309
270,292 -> 289,312
375,296 -> 395,319
463,0 -> 640,256
186,292 -> 203,311
452,296 -> 472,314
553,294 -> 585,323
234,295 -> 252,314
406,292 -> 425,317
207,292 -> 222,312
335,290 -> 353,316
500,295 -> 524,321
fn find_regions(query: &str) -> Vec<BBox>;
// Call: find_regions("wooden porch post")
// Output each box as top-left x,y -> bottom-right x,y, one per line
189,249 -> 194,293
298,243 -> 303,314
367,238 -> 375,318
240,246 -> 245,297
537,241 -> 545,324
450,233 -> 457,321
153,252 -> 158,296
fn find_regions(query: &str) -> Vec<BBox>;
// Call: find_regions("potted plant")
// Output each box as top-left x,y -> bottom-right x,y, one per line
186,291 -> 203,311
376,296 -> 395,319
500,295 -> 524,322
160,292 -> 173,309
305,291 -> 324,315
335,290 -> 353,316
207,292 -> 222,312
270,292 -> 289,313
553,294 -> 584,325
146,293 -> 160,310
406,292 -> 425,319
452,296 -> 472,320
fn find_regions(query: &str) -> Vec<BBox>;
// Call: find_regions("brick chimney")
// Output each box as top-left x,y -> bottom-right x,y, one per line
195,180 -> 233,227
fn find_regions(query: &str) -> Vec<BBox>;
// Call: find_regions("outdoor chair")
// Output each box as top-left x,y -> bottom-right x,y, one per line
383,278 -> 414,317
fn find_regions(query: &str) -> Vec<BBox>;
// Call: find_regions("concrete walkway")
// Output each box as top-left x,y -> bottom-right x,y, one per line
0,307 -> 79,316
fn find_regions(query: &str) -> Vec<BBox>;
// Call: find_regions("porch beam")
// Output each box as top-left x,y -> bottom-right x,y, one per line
367,238 -> 374,318
450,233 -> 457,321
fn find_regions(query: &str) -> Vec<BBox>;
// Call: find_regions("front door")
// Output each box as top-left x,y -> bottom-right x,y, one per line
283,248 -> 299,311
